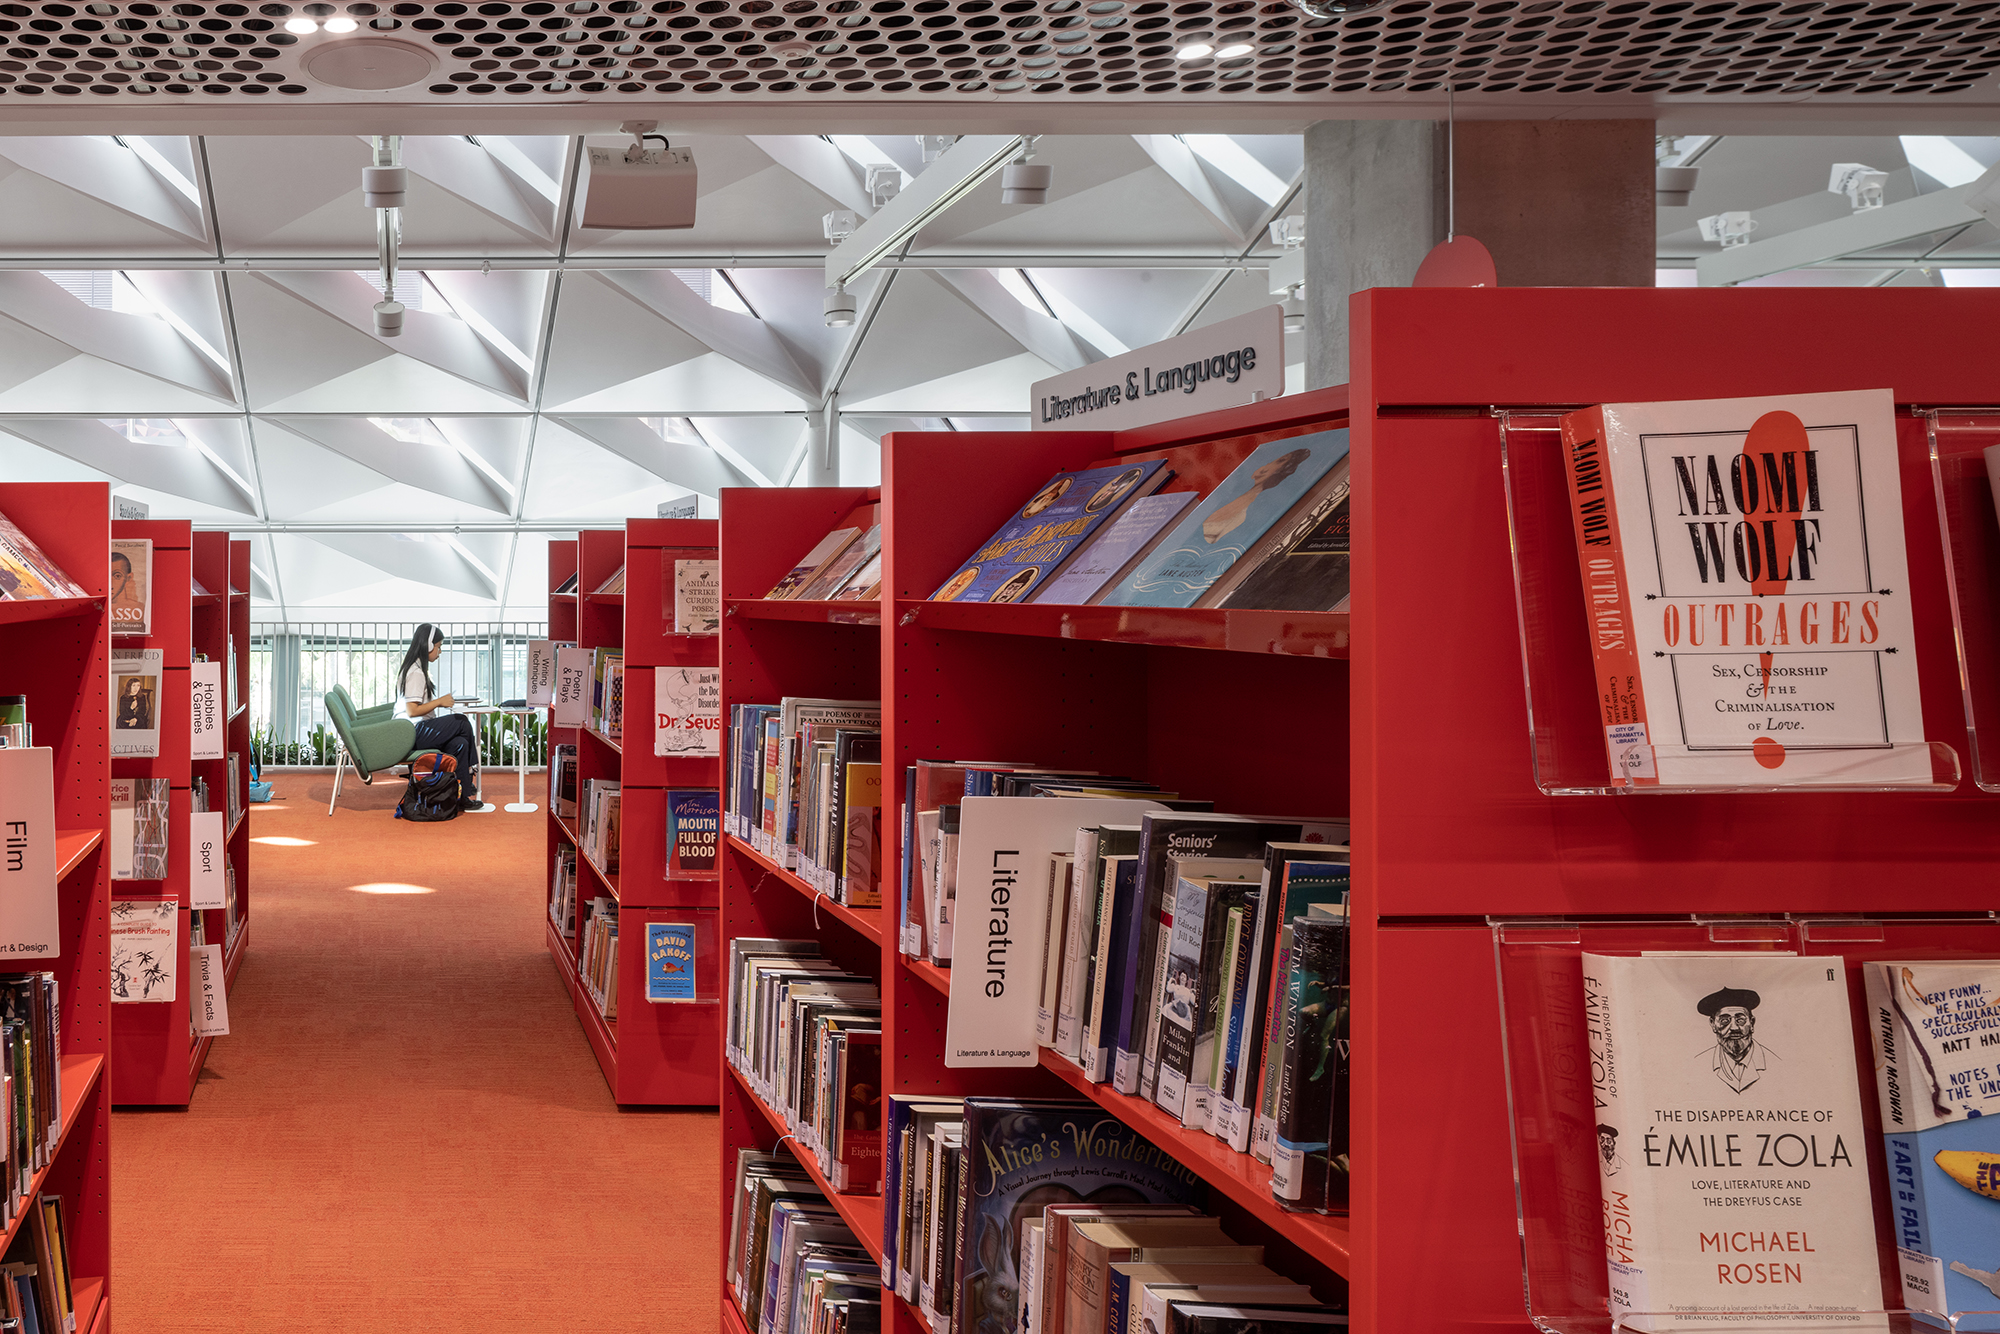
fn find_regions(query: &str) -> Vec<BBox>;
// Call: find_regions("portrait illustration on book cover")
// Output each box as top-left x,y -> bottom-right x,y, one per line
115,674 -> 155,731
1695,985 -> 1776,1095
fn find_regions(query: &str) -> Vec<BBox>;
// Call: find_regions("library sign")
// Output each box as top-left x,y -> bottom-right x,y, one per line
1030,304 -> 1284,432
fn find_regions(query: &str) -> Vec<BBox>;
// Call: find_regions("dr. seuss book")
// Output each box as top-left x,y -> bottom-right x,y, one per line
931,459 -> 1171,605
645,921 -> 697,1002
1558,388 -> 1927,788
1581,953 -> 1883,1330
951,1098 -> 1207,1334
1864,960 -> 2000,1329
666,788 -> 721,876
655,667 -> 721,757
1101,432 -> 1349,610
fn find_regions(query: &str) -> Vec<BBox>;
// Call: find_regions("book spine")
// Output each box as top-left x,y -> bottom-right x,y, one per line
1270,920 -> 1336,1211
1054,830 -> 1097,1060
899,767 -> 919,955
1105,1264 -> 1131,1334
1559,404 -> 1653,788
1086,860 -> 1135,1082
1582,955 -> 1643,1323
947,1144 -> 970,1334
1137,900 -> 1176,1098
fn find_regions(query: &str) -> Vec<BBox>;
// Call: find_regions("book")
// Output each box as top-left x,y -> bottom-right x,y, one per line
1027,490 -> 1199,607
108,778 -> 168,881
769,524 -> 866,599
554,570 -> 579,594
550,743 -> 578,819
932,460 -> 1172,604
1195,457 -> 1349,610
645,921 -> 697,1002
1083,854 -> 1141,1082
800,524 -> 883,601
831,1027 -> 883,1192
1864,960 -> 2000,1329
109,537 -> 151,635
1582,951 -> 1881,1330
0,513 -> 82,603
841,760 -> 882,908
594,564 -> 627,595
109,899 -> 176,1002
1132,1284 -> 1320,1334
1101,432 -> 1351,609
1154,872 -> 1258,1124
666,788 -> 721,876
1163,1305 -> 1348,1334
1216,486 -> 1351,613
1559,387 -> 1927,787
109,648 -> 162,758
1269,911 -> 1347,1214
1035,1204 -> 1201,1334
673,557 -> 720,634
655,667 -> 722,757
1053,825 -> 1136,1064
832,548 -> 883,601
1066,1219 -> 1233,1334
1237,851 -> 1350,1157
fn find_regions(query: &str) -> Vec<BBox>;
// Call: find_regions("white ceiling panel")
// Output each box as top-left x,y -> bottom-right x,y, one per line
838,271 -> 1046,406
0,139 -> 213,257
520,420 -> 705,522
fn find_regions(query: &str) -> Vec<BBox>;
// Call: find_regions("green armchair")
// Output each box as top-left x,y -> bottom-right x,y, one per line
324,688 -> 433,814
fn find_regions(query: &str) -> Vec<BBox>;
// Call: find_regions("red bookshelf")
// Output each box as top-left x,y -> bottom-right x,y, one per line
545,521 -> 724,1105
110,524 -> 249,1106
0,480 -> 114,1324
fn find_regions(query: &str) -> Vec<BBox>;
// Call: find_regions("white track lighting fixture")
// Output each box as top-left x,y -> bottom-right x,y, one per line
1697,211 -> 1758,248
822,209 -> 860,244
867,164 -> 903,208
1828,163 -> 1888,213
824,284 -> 857,328
999,137 -> 1050,206
917,136 -> 958,163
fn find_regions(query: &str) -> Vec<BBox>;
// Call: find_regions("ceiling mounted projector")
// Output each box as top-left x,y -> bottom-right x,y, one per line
579,124 -> 697,231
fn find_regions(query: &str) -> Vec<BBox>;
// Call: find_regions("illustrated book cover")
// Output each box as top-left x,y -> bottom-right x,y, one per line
1581,951 -> 1883,1330
109,898 -> 177,1002
655,667 -> 721,757
673,557 -> 720,635
666,788 -> 721,876
1101,431 -> 1350,609
645,921 -> 697,1002
1027,490 -> 1196,607
1558,388 -> 1927,788
109,537 -> 151,636
0,511 -> 83,603
110,647 -> 162,758
931,459 -> 1171,605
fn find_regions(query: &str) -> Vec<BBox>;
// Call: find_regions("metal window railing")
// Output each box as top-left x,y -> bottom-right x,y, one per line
247,622 -> 550,770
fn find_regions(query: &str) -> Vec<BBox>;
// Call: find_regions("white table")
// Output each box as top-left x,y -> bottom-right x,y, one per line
461,705 -> 540,813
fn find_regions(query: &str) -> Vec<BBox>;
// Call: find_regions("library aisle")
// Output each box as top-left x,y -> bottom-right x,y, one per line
109,779 -> 720,1332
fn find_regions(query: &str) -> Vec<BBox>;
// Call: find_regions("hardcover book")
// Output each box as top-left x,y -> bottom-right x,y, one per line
769,524 -> 864,599
800,525 -> 883,601
655,668 -> 722,757
1216,488 -> 1351,613
1558,388 -> 1927,787
932,459 -> 1171,605
109,537 -> 151,636
673,557 -> 720,635
1269,910 -> 1348,1213
0,512 -> 83,603
666,788 -> 721,875
109,648 -> 162,759
645,921 -> 697,1002
109,898 -> 176,1002
1582,952 -> 1883,1330
1196,457 -> 1349,609
1864,960 -> 2000,1329
1101,432 -> 1350,609
1028,491 -> 1197,607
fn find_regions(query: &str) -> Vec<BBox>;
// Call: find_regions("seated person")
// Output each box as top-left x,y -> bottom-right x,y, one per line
395,624 -> 483,810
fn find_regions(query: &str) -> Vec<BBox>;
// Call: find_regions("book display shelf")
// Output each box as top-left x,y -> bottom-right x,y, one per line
715,403 -> 1361,1334
0,481 -> 116,1332
545,521 -> 725,1105
193,535 -> 251,989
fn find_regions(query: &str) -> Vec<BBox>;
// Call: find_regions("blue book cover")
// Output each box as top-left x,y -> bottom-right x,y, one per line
952,1098 -> 1207,1334
1100,430 -> 1351,608
645,921 -> 697,1002
1029,490 -> 1198,606
1866,961 -> 2000,1330
932,459 -> 1170,605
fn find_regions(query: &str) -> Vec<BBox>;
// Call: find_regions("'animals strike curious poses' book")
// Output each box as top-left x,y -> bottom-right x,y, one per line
1864,960 -> 2000,1330
1558,388 -> 1926,788
1581,952 -> 1882,1331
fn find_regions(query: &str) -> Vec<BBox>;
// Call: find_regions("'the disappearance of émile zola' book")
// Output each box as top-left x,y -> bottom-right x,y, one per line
1559,388 -> 1926,788
1582,953 -> 1883,1331
1865,960 -> 2000,1330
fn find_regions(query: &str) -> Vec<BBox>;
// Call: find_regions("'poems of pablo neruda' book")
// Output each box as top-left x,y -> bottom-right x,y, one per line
1864,960 -> 2000,1330
1581,953 -> 1883,1331
1559,389 -> 1927,788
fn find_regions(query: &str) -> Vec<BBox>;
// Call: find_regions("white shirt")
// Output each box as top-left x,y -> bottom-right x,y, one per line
397,664 -> 437,720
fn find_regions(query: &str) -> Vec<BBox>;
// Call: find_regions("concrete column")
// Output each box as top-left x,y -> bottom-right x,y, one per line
1305,118 -> 1656,387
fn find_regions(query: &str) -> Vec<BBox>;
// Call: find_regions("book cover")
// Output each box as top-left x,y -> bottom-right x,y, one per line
801,525 -> 883,602
1217,488 -> 1351,613
673,558 -> 720,634
1583,952 -> 1882,1330
769,526 -> 863,599
645,921 -> 697,1002
1028,491 -> 1197,607
109,899 -> 176,1002
655,667 -> 722,757
1155,874 -> 1255,1123
1558,388 -> 1927,787
1239,854 -> 1350,1156
932,459 -> 1171,605
842,761 -> 882,908
833,548 -> 883,601
834,1029 -> 884,1191
953,1099 -> 1207,1334
1269,912 -> 1347,1214
666,789 -> 721,876
1864,960 -> 2000,1329
109,648 -> 162,759
1196,458 -> 1349,609
1102,432 -> 1350,609
109,537 -> 151,636
0,512 -> 83,603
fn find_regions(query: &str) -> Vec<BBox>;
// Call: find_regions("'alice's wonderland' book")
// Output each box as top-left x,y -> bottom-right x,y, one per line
1582,952 -> 1883,1331
931,459 -> 1171,605
1864,960 -> 2000,1330
951,1098 -> 1206,1334
1558,388 -> 1927,788
1101,432 -> 1349,609
645,921 -> 697,1002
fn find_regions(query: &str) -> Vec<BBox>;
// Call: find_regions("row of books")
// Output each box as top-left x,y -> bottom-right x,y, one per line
765,504 -> 884,603
726,939 -> 881,1193
550,743 -> 577,820
579,778 -> 622,876
549,844 -> 578,936
578,896 -> 618,1019
0,976 -> 62,1229
0,512 -> 84,607
592,648 -> 626,743
728,1150 -> 879,1334
887,1095 -> 1346,1334
1,1190 -> 78,1334
726,698 -> 884,907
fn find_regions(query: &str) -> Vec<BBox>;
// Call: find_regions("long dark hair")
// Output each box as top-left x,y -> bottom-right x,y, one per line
397,623 -> 442,702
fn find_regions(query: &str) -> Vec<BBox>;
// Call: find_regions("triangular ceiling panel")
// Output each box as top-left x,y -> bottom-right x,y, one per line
842,353 -> 1056,415
546,352 -> 811,415
838,272 -> 1045,406
521,420 -> 707,522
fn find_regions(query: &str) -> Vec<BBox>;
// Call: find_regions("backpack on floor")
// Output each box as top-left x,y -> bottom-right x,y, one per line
394,754 -> 461,822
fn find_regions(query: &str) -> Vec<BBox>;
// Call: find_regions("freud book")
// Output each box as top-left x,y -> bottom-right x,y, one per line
1581,953 -> 1883,1331
1864,960 -> 2000,1330
1559,389 -> 1927,787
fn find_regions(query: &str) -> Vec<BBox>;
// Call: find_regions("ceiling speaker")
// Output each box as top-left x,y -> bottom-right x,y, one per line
303,40 -> 436,90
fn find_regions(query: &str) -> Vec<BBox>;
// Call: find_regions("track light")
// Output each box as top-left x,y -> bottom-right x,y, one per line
323,15 -> 357,30
824,284 -> 856,328
1697,212 -> 1758,248
373,299 -> 404,336
1828,162 -> 1887,213
1656,166 -> 1698,207
363,164 -> 406,210
823,209 -> 860,243
284,15 -> 316,31
999,138 -> 1050,206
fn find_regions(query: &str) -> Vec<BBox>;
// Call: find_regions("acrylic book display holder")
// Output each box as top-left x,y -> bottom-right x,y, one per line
1492,914 -> 2000,1333
1497,412 -> 1960,795
1925,411 -> 2000,793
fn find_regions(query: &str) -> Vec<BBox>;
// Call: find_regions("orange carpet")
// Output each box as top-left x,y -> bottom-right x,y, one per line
112,770 -> 720,1332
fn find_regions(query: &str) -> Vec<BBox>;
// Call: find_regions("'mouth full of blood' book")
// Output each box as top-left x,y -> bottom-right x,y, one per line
1558,388 -> 1927,788
1581,952 -> 1884,1331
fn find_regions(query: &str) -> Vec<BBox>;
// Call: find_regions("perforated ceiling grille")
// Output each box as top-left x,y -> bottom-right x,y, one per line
0,0 -> 1996,99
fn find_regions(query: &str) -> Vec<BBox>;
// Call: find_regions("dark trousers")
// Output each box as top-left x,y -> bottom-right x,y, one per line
413,713 -> 479,796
